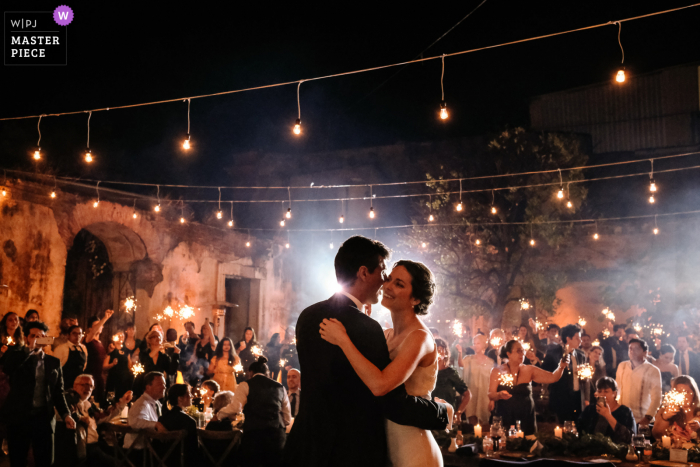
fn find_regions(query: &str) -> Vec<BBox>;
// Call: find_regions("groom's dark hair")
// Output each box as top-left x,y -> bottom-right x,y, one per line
335,236 -> 391,287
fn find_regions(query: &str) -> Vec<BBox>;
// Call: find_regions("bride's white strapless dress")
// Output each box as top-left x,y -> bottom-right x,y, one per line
384,329 -> 443,467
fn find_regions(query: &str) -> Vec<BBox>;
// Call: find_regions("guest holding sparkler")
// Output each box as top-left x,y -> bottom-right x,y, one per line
433,338 -> 470,410
488,339 -> 569,435
122,323 -> 140,361
579,377 -> 636,444
652,376 -> 700,440
486,329 -> 506,364
235,326 -> 261,375
84,310 -> 114,403
104,331 -> 133,400
134,330 -> 180,399
207,337 -> 240,392
189,321 -> 218,382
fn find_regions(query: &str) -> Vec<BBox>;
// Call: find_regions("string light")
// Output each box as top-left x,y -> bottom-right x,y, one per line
456,180 -> 463,211
649,194 -> 655,204
93,181 -> 100,208
132,199 -> 138,219
557,169 -> 564,199
339,200 -> 344,223
33,115 -> 42,160
369,185 -> 375,219
183,99 -> 192,149
216,187 -> 223,219
286,188 -> 292,219
280,201 -> 286,226
246,230 -> 251,248
154,185 -> 161,212
593,220 -> 599,240
428,195 -> 435,221
421,241 -> 427,248
529,223 -> 535,246
439,55 -> 448,120
614,22 -> 626,84
653,214 -> 659,235
566,182 -> 573,208
228,201 -> 234,228
649,160 -> 657,193
84,111 -> 94,163
50,176 -> 57,199
286,230 -> 290,249
490,190 -> 497,214
330,231 -> 334,249
293,81 -> 303,135
179,201 -> 185,223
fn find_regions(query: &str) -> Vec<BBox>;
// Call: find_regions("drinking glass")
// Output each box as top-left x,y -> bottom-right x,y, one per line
632,434 -> 646,467
490,424 -> 502,453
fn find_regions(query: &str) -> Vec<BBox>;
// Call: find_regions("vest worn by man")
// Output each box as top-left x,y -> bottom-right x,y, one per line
243,376 -> 285,432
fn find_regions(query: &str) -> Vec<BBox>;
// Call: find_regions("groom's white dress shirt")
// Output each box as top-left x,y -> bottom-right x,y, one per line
339,291 -> 363,310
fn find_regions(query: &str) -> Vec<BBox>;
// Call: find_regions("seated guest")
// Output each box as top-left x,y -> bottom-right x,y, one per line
203,391 -> 237,463
124,372 -> 168,453
432,338 -> 470,411
579,377 -> 636,444
649,344 -> 680,394
215,356 -> 291,466
652,375 -> 700,440
158,384 -> 199,464
201,379 -> 220,411
0,321 -> 76,467
64,374 -> 132,466
616,338 -> 662,427
54,325 -> 88,390
287,368 -> 301,418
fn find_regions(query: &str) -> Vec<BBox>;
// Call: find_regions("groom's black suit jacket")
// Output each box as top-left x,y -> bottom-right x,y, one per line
283,294 -> 448,467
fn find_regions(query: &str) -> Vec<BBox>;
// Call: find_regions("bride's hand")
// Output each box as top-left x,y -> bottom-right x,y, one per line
319,318 -> 349,346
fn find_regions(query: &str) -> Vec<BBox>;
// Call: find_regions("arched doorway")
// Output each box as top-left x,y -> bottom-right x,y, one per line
62,222 -> 148,345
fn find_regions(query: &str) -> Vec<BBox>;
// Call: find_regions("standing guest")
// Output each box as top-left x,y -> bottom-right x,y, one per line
235,326 -> 260,374
177,321 -> 199,384
529,319 -> 560,353
485,328 -> 506,364
52,316 -> 78,350
675,335 -> 700,383
652,375 -> 700,439
216,356 -> 291,466
517,325 -> 535,348
279,326 -> 299,389
616,338 -> 662,426
135,330 -> 180,399
581,333 -> 593,358
208,337 -> 240,392
287,368 -> 301,418
22,309 -> 40,334
54,325 -> 88,391
158,384 -> 199,464
200,379 -> 220,411
189,321 -> 218,382
489,339 -> 568,435
104,331 -> 133,400
462,334 -> 494,426
433,338 -> 469,410
124,372 -> 168,453
63,374 -> 132,466
578,377 -> 636,444
453,335 -> 475,369
587,345 -> 607,393
0,321 -> 76,467
136,323 -> 164,357
122,323 -> 140,362
266,333 -> 282,380
0,312 -> 24,408
84,310 -> 114,402
650,344 -> 680,394
602,324 -> 626,377
543,323 -> 589,424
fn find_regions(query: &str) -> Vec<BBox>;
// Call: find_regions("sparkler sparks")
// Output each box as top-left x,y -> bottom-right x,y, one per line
577,363 -> 594,380
592,339 -> 600,346
112,335 -> 120,342
163,306 -> 175,318
602,329 -> 611,338
178,305 -> 195,320
251,346 -> 263,357
663,389 -> 689,412
124,296 -> 136,312
200,388 -> 208,397
490,337 -> 503,348
452,321 -> 464,338
234,363 -> 244,374
521,342 -> 531,352
498,373 -> 515,388
578,317 -> 587,327
132,363 -> 145,376
279,359 -> 287,368
6,336 -> 14,346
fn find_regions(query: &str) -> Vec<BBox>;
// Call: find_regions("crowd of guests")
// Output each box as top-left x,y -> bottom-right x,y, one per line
0,308 -> 300,466
442,318 -> 700,446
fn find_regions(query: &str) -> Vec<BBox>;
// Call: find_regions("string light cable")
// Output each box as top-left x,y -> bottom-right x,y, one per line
183,99 -> 192,149
216,187 -> 223,218
2,4 -> 698,122
614,21 -> 626,83
33,115 -> 43,160
439,55 -> 448,120
293,81 -> 303,135
93,181 -> 100,207
154,185 -> 161,212
85,111 -> 93,162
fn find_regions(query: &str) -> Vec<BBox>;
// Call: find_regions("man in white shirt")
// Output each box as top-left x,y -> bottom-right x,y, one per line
616,338 -> 662,426
287,368 -> 301,418
124,372 -> 167,450
53,325 -> 88,390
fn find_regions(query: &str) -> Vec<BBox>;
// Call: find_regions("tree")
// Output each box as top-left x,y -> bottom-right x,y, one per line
397,127 -> 589,326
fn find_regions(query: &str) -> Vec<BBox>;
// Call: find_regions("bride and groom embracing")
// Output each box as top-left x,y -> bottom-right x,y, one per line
283,236 -> 454,467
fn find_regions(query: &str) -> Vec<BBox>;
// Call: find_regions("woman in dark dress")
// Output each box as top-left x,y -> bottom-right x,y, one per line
134,330 -> 180,399
235,327 -> 260,379
121,323 -> 141,362
650,344 -> 680,394
433,338 -> 470,409
579,376 -> 636,444
266,333 -> 282,380
188,321 -> 217,384
104,330 -> 133,401
488,339 -> 568,435
0,312 -> 24,415
83,310 -> 114,403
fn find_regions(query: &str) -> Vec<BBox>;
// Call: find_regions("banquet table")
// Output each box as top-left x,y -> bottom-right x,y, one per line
442,451 -> 668,467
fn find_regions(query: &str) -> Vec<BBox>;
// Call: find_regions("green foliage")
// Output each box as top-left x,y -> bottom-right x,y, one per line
397,128 -> 589,323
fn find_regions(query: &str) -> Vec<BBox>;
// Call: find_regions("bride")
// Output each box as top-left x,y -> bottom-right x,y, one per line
320,260 -> 446,467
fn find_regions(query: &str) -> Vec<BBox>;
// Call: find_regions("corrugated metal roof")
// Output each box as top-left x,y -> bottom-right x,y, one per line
531,65 -> 700,153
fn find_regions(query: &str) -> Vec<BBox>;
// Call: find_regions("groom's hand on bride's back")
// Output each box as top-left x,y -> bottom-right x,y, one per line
434,397 -> 454,430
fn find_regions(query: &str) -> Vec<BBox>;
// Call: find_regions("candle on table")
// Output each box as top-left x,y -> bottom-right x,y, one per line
554,426 -> 563,438
662,436 -> 671,448
474,424 -> 482,437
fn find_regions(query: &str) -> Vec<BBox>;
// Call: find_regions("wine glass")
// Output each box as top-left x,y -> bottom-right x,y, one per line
638,424 -> 651,440
632,434 -> 646,467
490,423 -> 502,452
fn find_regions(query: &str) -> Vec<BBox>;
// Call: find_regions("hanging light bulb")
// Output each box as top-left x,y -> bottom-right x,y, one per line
439,101 -> 448,120
228,220 -> 233,227
285,242 -> 290,249
456,202 -> 463,212
280,219 -> 285,227
615,67 -> 626,83
93,200 -> 99,208
557,187 -> 564,199
154,204 -> 161,212
33,147 -> 41,160
653,227 -> 659,235
475,239 -> 481,245
50,191 -> 56,199
84,149 -> 93,163
183,134 -> 191,150
246,241 -> 251,247
216,210 -> 223,219
286,208 -> 292,219
180,217 -> 185,224
1,187 -> 6,197
530,238 -> 535,246
369,207 -> 375,219
339,215 -> 344,224
491,206 -> 497,214
649,195 -> 655,204
567,200 -> 573,208
649,179 -> 657,192
593,233 -> 599,240
428,214 -> 434,222
293,119 -> 301,135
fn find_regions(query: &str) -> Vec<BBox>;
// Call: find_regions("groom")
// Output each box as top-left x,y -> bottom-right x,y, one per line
283,236 -> 450,467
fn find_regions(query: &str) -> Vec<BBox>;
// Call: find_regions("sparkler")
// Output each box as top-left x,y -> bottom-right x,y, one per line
124,296 -> 136,312
132,363 -> 145,376
577,363 -> 594,380
498,373 -> 515,388
653,325 -> 664,336
234,363 -> 244,374
633,324 -> 642,332
163,306 -> 175,318
6,336 -> 14,346
662,389 -> 688,412
291,337 -> 297,346
279,359 -> 287,368
251,346 -> 263,357
200,388 -> 208,397
490,337 -> 503,348
112,335 -> 120,342
578,317 -> 587,327
602,329 -> 611,338
452,321 -> 464,338
178,305 -> 195,320
521,342 -> 531,352
520,300 -> 530,310
592,339 -> 600,346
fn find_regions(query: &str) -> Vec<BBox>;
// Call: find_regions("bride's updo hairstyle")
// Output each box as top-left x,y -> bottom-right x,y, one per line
394,260 -> 436,316
248,356 -> 270,376
499,339 -> 519,360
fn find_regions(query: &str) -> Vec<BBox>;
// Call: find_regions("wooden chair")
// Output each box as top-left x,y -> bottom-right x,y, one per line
144,429 -> 187,467
197,429 -> 242,467
103,423 -> 147,467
